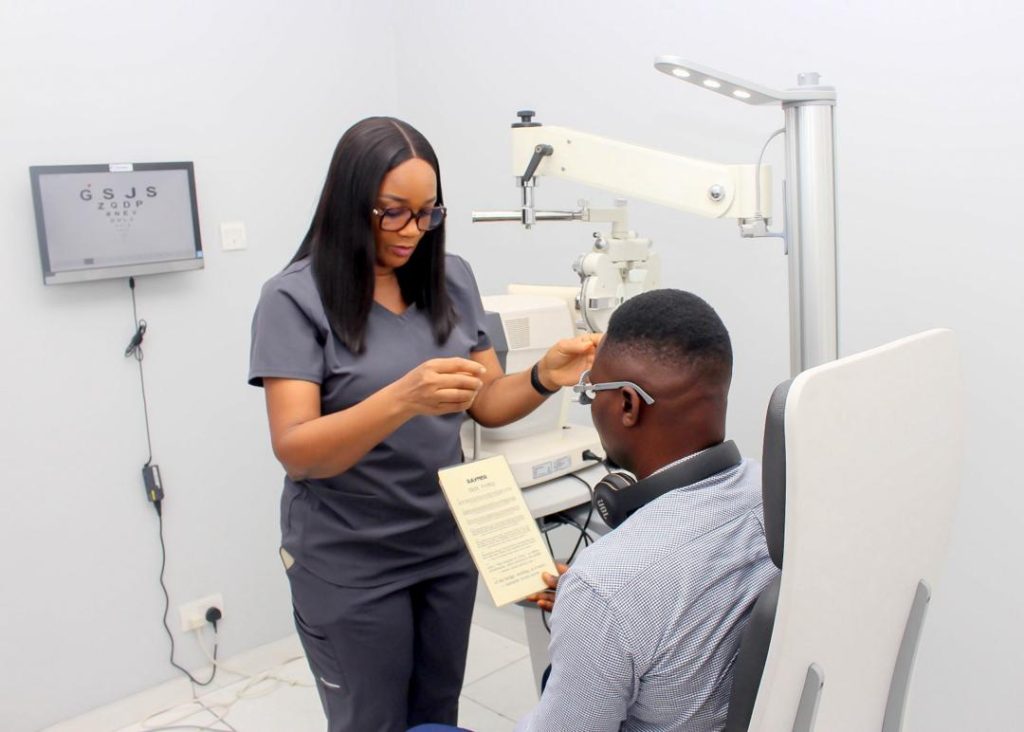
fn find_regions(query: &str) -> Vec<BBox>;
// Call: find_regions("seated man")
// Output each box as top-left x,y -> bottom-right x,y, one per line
516,289 -> 779,732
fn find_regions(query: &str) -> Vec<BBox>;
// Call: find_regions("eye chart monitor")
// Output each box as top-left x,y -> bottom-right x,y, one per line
30,162 -> 204,285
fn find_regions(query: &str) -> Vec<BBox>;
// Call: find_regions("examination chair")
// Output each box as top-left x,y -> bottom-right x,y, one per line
724,329 -> 963,732
723,378 -> 789,732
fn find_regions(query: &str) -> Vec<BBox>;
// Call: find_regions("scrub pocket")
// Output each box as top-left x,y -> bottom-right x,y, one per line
285,561 -> 350,718
293,604 -> 347,692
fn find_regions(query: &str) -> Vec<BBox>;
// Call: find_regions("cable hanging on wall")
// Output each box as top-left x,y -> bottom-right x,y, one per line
126,276 -> 218,688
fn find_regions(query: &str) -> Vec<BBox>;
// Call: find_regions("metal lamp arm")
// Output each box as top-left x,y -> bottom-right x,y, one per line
508,125 -> 771,221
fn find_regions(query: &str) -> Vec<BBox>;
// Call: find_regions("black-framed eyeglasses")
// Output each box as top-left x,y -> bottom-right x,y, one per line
372,205 -> 447,232
572,368 -> 656,406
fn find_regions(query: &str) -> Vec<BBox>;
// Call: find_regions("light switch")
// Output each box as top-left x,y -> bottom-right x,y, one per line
220,221 -> 247,251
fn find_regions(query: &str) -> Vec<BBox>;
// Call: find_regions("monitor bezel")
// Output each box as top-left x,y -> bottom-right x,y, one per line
29,161 -> 204,285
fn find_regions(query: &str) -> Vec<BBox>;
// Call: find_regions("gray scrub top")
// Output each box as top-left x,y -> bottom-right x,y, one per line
249,254 -> 491,587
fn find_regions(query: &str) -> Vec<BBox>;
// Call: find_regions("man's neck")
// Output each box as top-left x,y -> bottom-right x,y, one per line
630,436 -> 724,480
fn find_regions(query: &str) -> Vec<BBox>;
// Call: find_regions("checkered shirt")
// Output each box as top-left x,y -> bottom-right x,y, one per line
516,458 -> 778,732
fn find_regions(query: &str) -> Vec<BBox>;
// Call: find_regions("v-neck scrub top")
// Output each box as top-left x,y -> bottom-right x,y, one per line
249,254 -> 491,587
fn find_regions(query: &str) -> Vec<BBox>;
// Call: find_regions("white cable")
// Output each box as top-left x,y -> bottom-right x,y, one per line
755,127 -> 786,219
139,698 -> 233,732
192,695 -> 238,732
135,626 -> 312,732
194,627 -> 313,693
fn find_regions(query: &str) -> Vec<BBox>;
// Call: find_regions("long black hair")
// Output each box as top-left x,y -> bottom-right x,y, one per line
291,117 -> 455,354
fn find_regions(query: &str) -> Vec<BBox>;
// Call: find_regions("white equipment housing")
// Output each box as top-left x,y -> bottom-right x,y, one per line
461,293 -> 602,488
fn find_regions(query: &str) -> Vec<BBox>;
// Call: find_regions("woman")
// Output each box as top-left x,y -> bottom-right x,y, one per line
248,117 -> 598,732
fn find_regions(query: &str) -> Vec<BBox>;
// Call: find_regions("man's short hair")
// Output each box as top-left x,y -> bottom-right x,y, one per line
603,289 -> 732,381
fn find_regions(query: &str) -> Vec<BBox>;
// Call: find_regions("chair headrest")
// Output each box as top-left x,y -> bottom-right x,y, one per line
762,379 -> 791,568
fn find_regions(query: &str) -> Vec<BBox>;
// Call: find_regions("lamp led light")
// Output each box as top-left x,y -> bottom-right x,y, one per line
655,55 -> 836,107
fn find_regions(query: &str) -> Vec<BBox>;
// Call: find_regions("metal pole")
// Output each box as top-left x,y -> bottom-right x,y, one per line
783,75 -> 838,375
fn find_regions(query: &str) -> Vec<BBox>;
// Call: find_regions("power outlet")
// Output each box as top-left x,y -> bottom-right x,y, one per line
179,593 -> 224,632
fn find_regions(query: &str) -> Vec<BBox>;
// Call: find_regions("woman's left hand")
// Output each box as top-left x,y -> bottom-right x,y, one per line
536,333 -> 603,390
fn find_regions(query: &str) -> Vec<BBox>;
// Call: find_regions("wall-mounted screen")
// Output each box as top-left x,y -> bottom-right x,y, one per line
30,162 -> 203,285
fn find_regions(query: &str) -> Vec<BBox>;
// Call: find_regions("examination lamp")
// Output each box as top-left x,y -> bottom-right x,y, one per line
474,57 -> 839,374
655,56 -> 839,372
653,56 -> 836,106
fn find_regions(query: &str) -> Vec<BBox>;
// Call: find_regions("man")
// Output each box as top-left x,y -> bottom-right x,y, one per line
516,289 -> 779,732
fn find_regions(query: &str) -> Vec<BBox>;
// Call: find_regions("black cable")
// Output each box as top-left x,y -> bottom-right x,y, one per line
565,473 -> 595,564
128,278 -> 217,688
547,512 -> 583,533
536,471 -> 600,637
158,509 -> 218,687
550,512 -> 594,554
126,277 -> 153,466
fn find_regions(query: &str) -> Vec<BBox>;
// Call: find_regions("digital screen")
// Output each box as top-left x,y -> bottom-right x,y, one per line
30,162 -> 203,284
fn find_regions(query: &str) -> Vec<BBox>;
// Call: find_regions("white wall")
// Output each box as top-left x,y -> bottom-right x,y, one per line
3,1 -> 1022,729
392,1 -> 1024,729
0,2 -> 398,729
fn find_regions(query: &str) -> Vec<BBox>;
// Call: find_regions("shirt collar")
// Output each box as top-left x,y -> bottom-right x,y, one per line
648,446 -> 713,478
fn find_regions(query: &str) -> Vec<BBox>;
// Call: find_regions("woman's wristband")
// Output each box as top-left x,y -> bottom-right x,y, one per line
530,363 -> 559,397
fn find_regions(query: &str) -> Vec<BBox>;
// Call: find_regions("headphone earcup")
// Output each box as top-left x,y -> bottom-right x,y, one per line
590,441 -> 743,533
592,471 -> 637,530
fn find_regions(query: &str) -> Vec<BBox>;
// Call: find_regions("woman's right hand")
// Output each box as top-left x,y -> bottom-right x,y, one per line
392,357 -> 486,417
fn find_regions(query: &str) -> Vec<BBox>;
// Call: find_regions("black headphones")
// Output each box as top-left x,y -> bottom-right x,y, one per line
592,440 -> 743,529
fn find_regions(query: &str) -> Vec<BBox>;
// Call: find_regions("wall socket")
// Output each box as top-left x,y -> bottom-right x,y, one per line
178,593 -> 224,632
220,221 -> 247,251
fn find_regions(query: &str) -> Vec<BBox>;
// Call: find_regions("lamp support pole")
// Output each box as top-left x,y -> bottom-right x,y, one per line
784,74 -> 838,374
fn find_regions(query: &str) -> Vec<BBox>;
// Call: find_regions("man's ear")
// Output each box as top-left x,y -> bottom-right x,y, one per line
620,387 -> 643,428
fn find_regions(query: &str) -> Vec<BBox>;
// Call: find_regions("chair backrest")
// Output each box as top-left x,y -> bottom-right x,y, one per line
727,329 -> 964,732
723,380 -> 790,732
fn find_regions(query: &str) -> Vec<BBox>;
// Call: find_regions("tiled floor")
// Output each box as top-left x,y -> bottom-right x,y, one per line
49,521 -> 597,732
58,598 -> 539,732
